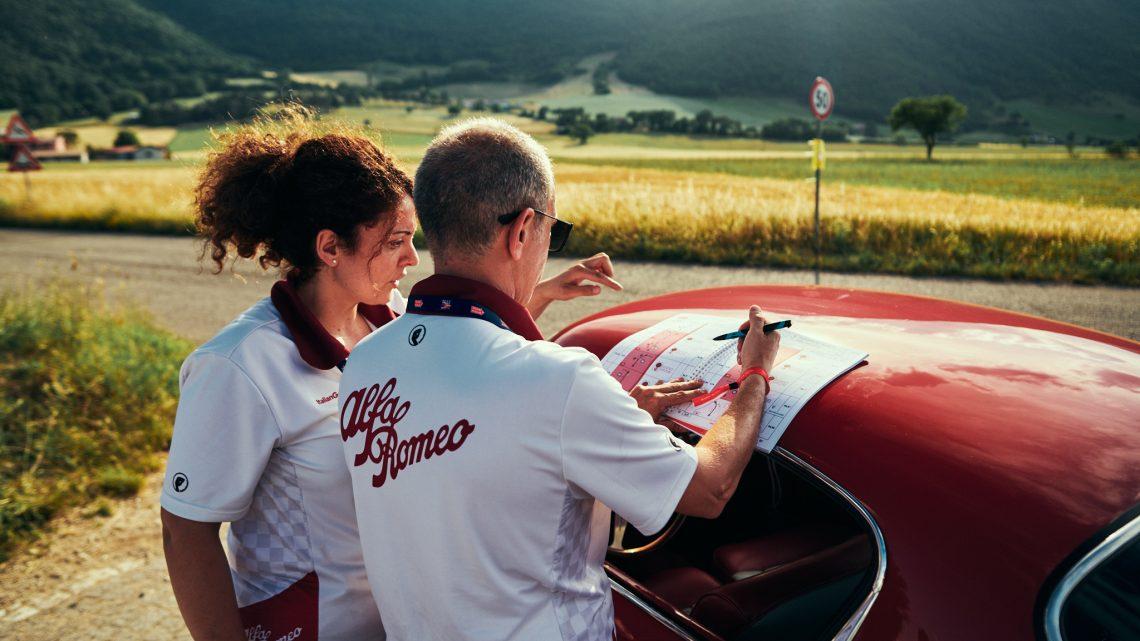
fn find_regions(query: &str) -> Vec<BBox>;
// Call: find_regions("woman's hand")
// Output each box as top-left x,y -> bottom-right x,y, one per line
527,253 -> 622,319
630,378 -> 705,422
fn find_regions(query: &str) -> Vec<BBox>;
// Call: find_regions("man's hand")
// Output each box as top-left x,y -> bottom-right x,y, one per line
676,305 -> 783,520
737,305 -> 781,372
527,253 -> 622,319
630,378 -> 704,421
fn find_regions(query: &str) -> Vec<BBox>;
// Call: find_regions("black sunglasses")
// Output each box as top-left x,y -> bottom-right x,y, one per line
497,208 -> 573,253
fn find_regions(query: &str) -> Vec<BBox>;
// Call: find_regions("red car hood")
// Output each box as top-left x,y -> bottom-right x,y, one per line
554,285 -> 1140,641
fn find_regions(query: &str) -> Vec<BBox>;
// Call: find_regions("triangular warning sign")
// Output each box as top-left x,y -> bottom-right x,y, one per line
8,144 -> 42,172
3,114 -> 35,143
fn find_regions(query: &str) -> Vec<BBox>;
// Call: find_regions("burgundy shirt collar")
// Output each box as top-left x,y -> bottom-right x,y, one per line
270,278 -> 398,370
408,274 -> 543,342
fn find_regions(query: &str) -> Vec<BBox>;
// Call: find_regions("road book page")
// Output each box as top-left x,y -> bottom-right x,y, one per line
600,313 -> 868,453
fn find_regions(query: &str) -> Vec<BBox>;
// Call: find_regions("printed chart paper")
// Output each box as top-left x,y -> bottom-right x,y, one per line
600,313 -> 867,452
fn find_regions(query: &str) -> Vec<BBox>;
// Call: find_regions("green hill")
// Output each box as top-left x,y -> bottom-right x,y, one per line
616,0 -> 1140,120
138,0 -> 652,79
141,0 -> 1140,125
0,0 -> 248,125
5,0 -> 1138,133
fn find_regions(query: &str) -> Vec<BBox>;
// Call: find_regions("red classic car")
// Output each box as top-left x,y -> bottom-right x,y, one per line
552,285 -> 1140,641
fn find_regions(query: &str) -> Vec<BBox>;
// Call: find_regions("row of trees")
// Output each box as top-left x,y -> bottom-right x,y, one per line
522,106 -> 853,144
525,94 -> 1051,161
133,83 -> 372,127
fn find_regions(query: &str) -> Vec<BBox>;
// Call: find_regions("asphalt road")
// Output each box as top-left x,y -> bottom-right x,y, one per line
1,229 -> 1137,341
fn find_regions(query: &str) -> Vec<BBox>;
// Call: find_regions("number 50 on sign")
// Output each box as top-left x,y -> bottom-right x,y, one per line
810,77 -> 834,121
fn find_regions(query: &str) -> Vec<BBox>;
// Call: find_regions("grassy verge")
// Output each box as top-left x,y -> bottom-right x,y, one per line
0,283 -> 191,561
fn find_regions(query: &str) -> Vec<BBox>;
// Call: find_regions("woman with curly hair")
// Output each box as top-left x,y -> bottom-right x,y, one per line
160,111 -> 625,641
159,113 -> 418,641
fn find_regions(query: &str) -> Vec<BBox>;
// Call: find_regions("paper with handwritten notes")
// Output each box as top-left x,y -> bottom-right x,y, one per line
599,313 -> 867,452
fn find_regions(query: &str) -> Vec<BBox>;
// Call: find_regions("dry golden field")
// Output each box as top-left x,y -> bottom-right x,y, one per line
1,161 -> 1136,283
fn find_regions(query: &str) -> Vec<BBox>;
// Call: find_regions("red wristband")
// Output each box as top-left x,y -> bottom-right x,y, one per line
738,367 -> 772,394
692,367 -> 772,407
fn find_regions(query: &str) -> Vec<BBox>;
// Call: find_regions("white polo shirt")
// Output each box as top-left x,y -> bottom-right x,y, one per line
339,275 -> 698,641
161,279 -> 404,641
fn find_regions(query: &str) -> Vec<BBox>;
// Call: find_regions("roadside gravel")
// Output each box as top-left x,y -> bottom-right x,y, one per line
2,229 -> 1137,341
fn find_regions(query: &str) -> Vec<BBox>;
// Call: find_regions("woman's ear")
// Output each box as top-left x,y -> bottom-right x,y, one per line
314,229 -> 342,268
507,208 -> 535,261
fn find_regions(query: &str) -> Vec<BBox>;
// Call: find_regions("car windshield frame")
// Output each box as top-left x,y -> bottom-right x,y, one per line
605,446 -> 887,641
1042,508 -> 1140,641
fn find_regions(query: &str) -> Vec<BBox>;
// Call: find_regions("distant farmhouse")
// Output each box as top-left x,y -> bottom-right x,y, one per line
29,136 -> 88,163
90,145 -> 171,161
0,111 -> 170,164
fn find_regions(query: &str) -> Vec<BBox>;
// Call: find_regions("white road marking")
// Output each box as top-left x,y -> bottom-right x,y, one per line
0,558 -> 145,623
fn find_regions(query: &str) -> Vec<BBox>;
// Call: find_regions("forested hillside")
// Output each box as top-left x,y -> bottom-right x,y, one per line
0,0 -> 247,125
138,0 -> 654,80
141,0 -> 1140,120
615,0 -> 1140,119
4,0 -> 1138,126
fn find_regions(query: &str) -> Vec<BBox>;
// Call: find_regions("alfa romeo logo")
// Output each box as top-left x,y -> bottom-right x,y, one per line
172,473 -> 189,493
408,324 -> 427,346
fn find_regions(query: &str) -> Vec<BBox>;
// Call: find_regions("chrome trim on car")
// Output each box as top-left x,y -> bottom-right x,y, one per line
773,447 -> 888,641
610,579 -> 701,640
1044,512 -> 1140,641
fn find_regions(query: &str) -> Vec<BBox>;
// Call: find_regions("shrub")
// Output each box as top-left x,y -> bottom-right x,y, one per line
96,467 -> 145,498
0,283 -> 191,561
1105,141 -> 1130,159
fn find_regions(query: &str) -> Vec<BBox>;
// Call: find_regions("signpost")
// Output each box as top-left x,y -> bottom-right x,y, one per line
3,114 -> 42,199
3,113 -> 35,143
809,77 -> 833,285
7,144 -> 42,199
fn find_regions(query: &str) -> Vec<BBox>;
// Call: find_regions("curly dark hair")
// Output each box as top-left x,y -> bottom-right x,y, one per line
194,109 -> 412,281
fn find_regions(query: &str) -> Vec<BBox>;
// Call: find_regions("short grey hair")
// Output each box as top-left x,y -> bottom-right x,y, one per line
413,118 -> 555,258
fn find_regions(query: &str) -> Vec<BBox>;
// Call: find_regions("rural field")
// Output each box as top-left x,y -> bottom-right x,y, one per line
4,101 -> 1139,286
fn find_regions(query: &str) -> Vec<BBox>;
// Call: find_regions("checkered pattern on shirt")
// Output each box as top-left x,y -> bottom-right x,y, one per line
552,489 -> 615,641
228,453 -> 314,606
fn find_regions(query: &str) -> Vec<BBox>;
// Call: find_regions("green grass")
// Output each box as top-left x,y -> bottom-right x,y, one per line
0,283 -> 191,561
169,125 -> 217,153
563,157 -> 1140,209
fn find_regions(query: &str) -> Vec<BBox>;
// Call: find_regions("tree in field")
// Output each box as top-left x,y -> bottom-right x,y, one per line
888,95 -> 967,160
113,130 -> 141,147
569,123 -> 594,145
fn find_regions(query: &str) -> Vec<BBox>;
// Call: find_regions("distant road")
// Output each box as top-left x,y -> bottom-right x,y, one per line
2,228 -> 1137,341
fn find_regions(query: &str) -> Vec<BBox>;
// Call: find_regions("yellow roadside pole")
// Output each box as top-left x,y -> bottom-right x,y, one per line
808,77 -> 833,285
811,137 -> 825,284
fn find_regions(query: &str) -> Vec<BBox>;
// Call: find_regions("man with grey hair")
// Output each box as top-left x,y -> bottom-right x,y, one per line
340,118 -> 780,640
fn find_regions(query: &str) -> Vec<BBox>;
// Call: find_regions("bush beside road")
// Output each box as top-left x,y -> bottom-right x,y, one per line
0,282 -> 190,562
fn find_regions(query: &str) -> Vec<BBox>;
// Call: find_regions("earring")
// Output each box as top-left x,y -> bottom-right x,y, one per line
331,259 -> 338,266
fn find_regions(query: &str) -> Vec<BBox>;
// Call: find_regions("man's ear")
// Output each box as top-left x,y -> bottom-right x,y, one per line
506,208 -> 535,261
314,229 -> 342,268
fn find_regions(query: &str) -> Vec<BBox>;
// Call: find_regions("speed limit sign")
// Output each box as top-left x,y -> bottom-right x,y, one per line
810,77 -> 834,121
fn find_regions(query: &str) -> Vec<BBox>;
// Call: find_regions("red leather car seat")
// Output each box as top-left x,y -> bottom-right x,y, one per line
640,566 -> 722,612
712,519 -> 856,582
691,534 -> 872,639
